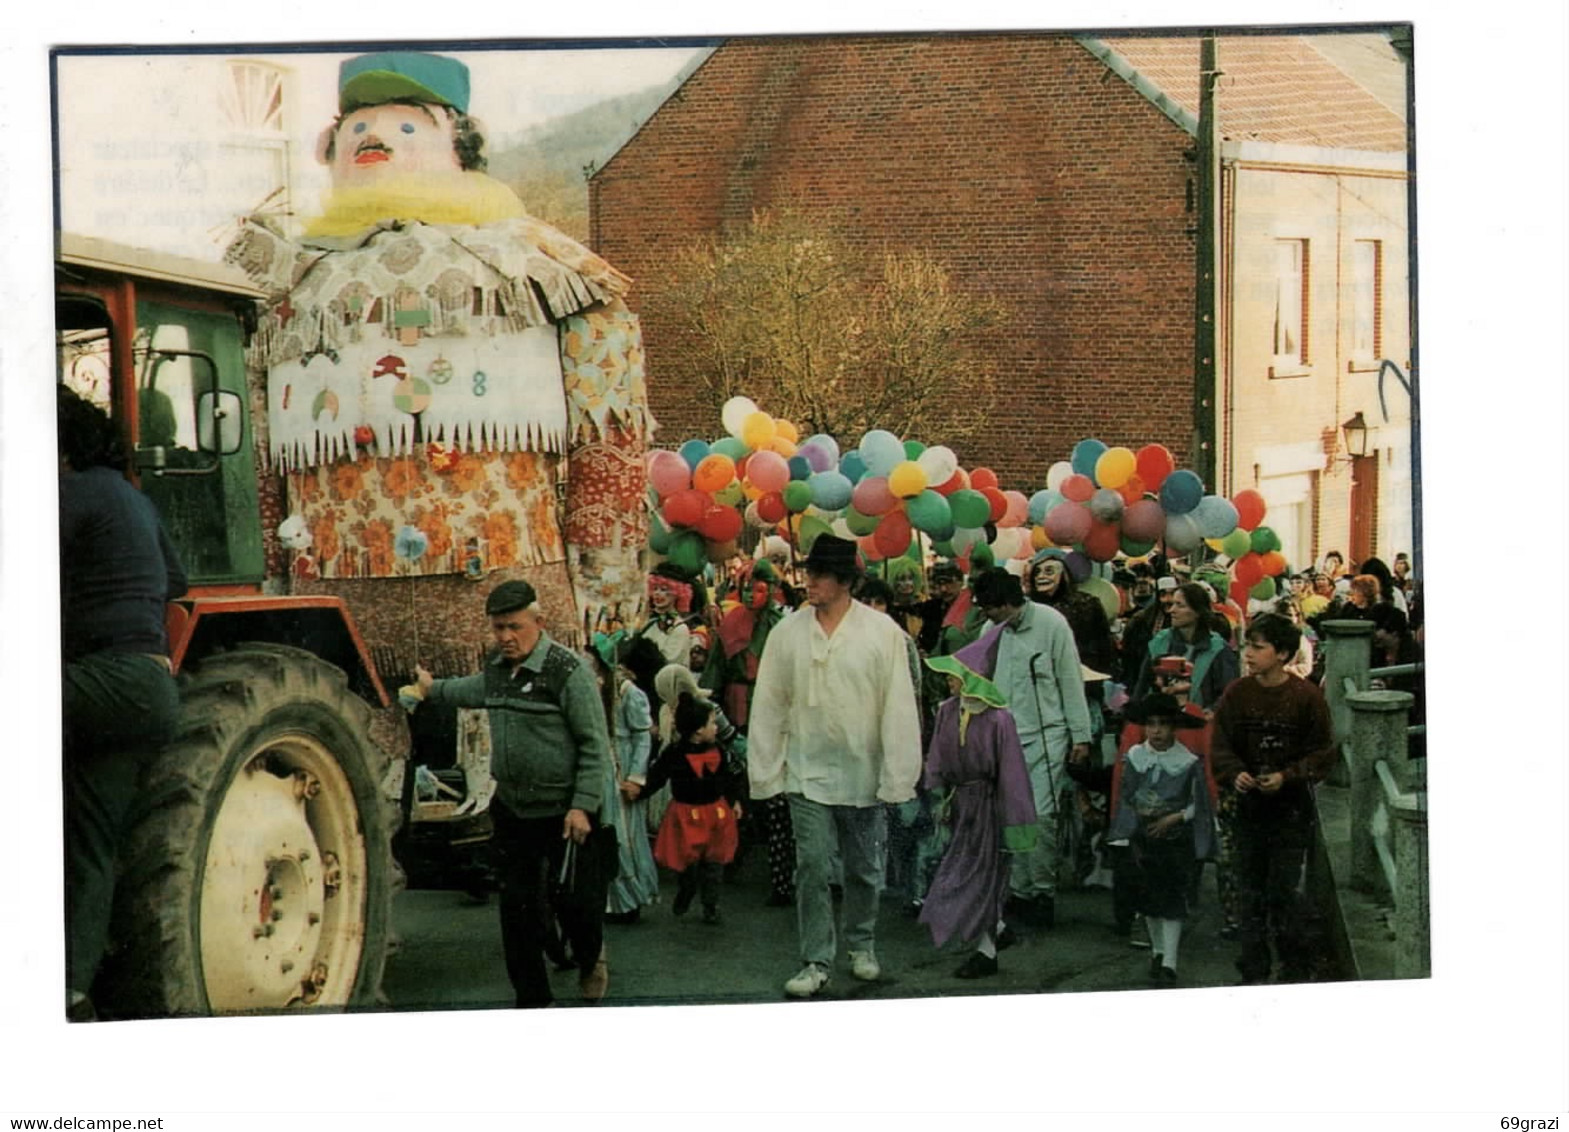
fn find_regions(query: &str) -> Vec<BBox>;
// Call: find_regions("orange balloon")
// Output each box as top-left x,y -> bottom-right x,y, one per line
774,419 -> 800,444
1260,550 -> 1287,577
969,467 -> 999,491
692,453 -> 737,494
1117,474 -> 1146,505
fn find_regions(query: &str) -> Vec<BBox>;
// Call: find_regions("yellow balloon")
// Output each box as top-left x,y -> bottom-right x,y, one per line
741,477 -> 765,501
741,411 -> 777,450
1030,525 -> 1051,551
767,436 -> 798,458
1204,537 -> 1226,552
1095,446 -> 1137,490
774,418 -> 800,444
887,460 -> 928,498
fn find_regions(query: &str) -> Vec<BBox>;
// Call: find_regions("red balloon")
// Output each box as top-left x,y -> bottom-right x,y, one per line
1260,550 -> 1287,578
1083,518 -> 1121,562
933,468 -> 968,496
873,510 -> 913,558
969,467 -> 999,491
857,533 -> 885,562
1135,445 -> 1175,492
1232,489 -> 1267,531
982,487 -> 1008,523
697,504 -> 743,543
1229,580 -> 1252,609
1234,552 -> 1265,587
1061,474 -> 1095,503
1117,473 -> 1146,505
756,491 -> 788,524
662,489 -> 707,529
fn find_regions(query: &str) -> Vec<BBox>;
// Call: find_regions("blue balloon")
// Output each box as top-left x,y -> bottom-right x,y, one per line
1027,489 -> 1055,527
1191,494 -> 1240,539
839,451 -> 868,484
1159,469 -> 1205,515
711,436 -> 750,461
1164,512 -> 1204,553
788,455 -> 812,482
807,470 -> 853,511
858,429 -> 905,477
1071,438 -> 1107,480
678,438 -> 711,471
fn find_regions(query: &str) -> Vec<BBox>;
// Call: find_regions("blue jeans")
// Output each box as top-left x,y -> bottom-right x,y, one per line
787,794 -> 886,967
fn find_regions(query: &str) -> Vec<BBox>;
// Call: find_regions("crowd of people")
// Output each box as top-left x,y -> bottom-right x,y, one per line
410,527 -> 1423,1007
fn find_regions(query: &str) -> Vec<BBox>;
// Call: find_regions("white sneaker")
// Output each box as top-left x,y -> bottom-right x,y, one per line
849,949 -> 881,982
784,963 -> 831,998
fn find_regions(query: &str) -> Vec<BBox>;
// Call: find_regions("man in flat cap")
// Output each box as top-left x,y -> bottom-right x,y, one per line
414,580 -> 610,1007
747,535 -> 922,999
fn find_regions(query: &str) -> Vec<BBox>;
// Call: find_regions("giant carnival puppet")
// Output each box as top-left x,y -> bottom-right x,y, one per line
226,51 -> 651,676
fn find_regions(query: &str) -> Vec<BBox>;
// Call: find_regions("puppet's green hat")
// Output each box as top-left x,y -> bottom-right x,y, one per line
339,52 -> 470,114
925,654 -> 1007,709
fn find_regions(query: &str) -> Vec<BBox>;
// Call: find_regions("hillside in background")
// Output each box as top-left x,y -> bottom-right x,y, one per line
488,50 -> 710,241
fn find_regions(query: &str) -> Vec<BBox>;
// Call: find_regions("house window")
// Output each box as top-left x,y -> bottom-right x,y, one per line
218,60 -> 292,219
1350,239 -> 1383,364
1270,238 -> 1310,376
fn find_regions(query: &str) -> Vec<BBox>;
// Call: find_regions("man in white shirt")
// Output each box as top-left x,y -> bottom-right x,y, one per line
958,568 -> 1092,929
748,535 -> 923,998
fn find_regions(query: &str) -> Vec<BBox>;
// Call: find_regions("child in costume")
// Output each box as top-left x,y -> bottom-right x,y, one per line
918,655 -> 1038,978
627,693 -> 744,925
588,631 -> 658,924
1106,692 -> 1216,987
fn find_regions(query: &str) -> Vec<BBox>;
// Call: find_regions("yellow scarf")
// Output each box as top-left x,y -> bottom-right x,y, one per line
303,171 -> 527,238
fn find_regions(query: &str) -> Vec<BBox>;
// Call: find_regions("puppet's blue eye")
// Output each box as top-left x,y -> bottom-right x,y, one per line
353,122 -> 367,134
401,123 -> 415,134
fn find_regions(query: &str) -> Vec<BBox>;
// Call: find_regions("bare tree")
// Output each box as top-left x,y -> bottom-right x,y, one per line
649,209 -> 1005,443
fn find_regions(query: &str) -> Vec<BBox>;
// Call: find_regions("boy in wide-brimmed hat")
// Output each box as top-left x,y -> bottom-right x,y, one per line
1107,691 -> 1215,987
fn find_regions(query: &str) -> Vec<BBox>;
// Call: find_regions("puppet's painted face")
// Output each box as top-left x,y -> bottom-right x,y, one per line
329,103 -> 460,188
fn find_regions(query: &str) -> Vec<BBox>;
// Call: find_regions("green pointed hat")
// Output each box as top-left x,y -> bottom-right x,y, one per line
339,52 -> 471,114
925,654 -> 1007,709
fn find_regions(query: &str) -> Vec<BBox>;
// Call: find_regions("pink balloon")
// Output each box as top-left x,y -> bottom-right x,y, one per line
648,450 -> 691,497
851,475 -> 898,516
1061,474 -> 1095,503
1045,500 -> 1093,545
747,449 -> 790,493
1122,498 -> 1167,542
1000,489 -> 1029,529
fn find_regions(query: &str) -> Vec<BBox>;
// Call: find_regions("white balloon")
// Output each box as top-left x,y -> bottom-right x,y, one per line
916,444 -> 958,485
721,395 -> 760,439
1046,461 -> 1075,491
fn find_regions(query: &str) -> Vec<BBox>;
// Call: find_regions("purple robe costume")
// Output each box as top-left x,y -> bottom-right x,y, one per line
917,698 -> 1038,947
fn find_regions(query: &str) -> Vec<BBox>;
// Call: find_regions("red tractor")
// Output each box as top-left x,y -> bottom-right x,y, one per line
57,234 -> 401,1016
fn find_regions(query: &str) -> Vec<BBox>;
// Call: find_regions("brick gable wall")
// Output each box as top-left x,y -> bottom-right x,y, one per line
592,33 -> 1200,492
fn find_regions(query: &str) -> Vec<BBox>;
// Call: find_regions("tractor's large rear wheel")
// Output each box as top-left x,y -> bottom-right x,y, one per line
99,644 -> 399,1018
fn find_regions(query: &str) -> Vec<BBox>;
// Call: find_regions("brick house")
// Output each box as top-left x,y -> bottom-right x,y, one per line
590,30 -> 1413,570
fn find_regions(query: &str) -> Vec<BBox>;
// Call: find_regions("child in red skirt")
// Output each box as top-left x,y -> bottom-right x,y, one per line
626,692 -> 744,925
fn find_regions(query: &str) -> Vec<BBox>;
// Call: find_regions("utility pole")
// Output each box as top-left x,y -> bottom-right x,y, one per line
1193,33 -> 1220,494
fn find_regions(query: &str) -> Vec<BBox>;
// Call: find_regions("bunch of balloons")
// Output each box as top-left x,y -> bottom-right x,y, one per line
1210,488 -> 1288,605
1026,438 -> 1253,566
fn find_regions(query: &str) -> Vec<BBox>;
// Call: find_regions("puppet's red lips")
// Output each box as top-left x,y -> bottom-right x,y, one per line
354,150 -> 391,165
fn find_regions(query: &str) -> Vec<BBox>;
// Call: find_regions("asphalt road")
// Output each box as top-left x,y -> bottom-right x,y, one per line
380,847 -> 1256,1012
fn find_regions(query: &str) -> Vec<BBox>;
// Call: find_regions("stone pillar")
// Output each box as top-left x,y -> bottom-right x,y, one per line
1389,791 -> 1430,978
1346,688 -> 1413,895
1320,620 -> 1373,787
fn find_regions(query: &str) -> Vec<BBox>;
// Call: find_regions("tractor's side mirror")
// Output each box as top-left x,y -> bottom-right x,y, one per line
197,389 -> 244,455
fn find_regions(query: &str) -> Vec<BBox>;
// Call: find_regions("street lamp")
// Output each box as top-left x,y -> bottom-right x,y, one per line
1341,411 -> 1369,460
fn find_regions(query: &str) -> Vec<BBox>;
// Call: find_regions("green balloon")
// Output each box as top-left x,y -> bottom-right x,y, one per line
711,436 -> 750,461
1250,526 -> 1282,554
713,481 -> 744,507
905,489 -> 952,534
649,513 -> 672,554
844,506 -> 880,536
905,539 -> 923,562
903,439 -> 926,460
1249,576 -> 1277,601
932,539 -> 955,556
949,489 -> 991,529
666,530 -> 707,574
1120,535 -> 1156,557
970,544 -> 996,572
782,481 -> 813,512
798,515 -> 832,553
1221,527 -> 1253,559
